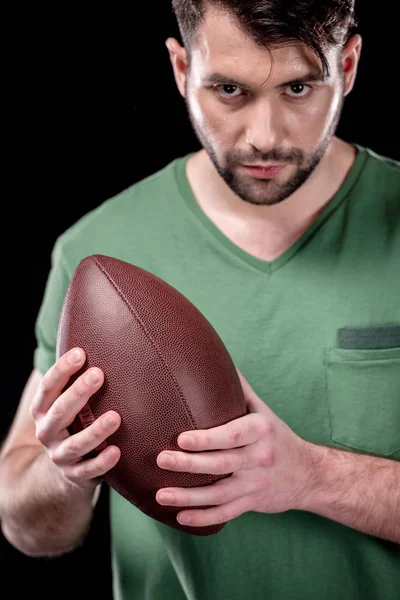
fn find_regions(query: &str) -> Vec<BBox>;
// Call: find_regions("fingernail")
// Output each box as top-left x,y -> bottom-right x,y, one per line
178,514 -> 192,525
158,492 -> 174,505
159,453 -> 176,467
179,434 -> 195,448
85,369 -> 100,384
68,349 -> 83,364
103,413 -> 117,428
106,447 -> 119,460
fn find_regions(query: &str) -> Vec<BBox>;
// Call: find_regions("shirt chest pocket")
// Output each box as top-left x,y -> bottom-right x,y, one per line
325,326 -> 400,460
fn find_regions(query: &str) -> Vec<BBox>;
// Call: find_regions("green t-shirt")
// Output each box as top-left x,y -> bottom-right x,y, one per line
34,144 -> 400,600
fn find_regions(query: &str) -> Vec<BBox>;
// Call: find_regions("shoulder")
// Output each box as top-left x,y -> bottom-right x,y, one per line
352,145 -> 400,211
52,155 -> 184,275
62,157 -> 180,243
357,145 -> 400,178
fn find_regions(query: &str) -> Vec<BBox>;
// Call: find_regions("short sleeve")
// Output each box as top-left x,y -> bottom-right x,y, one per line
33,238 -> 72,375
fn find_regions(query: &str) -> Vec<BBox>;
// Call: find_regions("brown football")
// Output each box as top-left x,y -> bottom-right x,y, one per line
56,254 -> 247,536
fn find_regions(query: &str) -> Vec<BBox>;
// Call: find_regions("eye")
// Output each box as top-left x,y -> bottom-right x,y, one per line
214,84 -> 244,100
285,84 -> 312,98
213,82 -> 313,101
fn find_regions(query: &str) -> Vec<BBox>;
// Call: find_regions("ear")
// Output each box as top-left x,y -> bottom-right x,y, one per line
341,34 -> 362,96
165,37 -> 188,98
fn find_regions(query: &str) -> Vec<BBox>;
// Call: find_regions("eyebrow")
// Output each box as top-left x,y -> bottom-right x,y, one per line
201,70 -> 326,89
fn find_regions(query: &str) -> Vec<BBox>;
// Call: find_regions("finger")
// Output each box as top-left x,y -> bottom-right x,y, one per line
157,446 -> 254,475
48,410 -> 121,465
30,348 -> 86,418
236,368 -> 254,398
157,472 -> 260,507
176,494 -> 255,527
36,367 -> 104,445
177,413 -> 268,451
61,444 -> 121,484
237,368 -> 277,416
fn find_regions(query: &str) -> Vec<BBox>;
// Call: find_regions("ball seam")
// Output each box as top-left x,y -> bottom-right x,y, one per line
91,255 -> 198,433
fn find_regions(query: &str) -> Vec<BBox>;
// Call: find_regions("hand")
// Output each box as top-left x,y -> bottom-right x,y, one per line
30,348 -> 121,492
156,369 -> 315,527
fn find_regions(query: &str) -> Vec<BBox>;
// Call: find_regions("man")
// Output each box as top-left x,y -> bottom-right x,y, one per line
1,1 -> 399,599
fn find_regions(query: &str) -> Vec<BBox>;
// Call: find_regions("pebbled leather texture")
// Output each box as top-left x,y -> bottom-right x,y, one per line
56,254 -> 247,536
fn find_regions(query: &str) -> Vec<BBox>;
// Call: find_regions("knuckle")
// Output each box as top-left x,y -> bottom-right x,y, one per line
93,423 -> 109,446
259,447 -> 274,468
236,452 -> 247,470
215,455 -> 229,474
218,507 -> 230,524
228,426 -> 242,445
47,447 -> 59,464
38,376 -> 52,398
29,399 -> 39,421
35,422 -> 47,445
213,489 -> 229,505
247,415 -> 261,434
73,379 -> 88,400
49,360 -> 65,382
64,437 -> 81,460
49,402 -> 64,425
52,359 -> 64,374
186,457 -> 195,473
102,449 -> 115,468
201,432 -> 212,449
99,451 -> 115,476
259,418 -> 274,437
74,461 -> 91,480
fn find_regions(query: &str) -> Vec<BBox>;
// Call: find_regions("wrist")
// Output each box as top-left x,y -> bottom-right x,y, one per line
295,441 -> 332,513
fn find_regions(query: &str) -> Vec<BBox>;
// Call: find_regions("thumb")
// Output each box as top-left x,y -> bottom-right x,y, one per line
236,368 -> 270,414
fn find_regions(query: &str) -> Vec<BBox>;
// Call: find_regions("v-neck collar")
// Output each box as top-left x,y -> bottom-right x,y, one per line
175,145 -> 369,274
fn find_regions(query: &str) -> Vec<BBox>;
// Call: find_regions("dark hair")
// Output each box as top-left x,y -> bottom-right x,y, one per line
171,0 -> 357,77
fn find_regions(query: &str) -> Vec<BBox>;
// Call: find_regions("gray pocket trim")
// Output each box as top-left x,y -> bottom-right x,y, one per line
338,324 -> 400,350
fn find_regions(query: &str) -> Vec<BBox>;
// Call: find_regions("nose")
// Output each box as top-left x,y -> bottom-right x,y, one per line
245,100 -> 285,153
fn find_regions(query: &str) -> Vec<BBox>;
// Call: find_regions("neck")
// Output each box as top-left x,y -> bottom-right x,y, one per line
195,137 -> 356,232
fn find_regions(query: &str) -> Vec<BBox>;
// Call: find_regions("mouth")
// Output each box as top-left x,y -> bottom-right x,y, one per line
240,163 -> 288,179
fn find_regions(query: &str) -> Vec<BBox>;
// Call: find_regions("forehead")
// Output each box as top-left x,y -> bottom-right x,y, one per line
192,7 -> 328,82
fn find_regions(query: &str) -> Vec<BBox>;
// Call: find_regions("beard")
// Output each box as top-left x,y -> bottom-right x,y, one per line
183,76 -> 345,207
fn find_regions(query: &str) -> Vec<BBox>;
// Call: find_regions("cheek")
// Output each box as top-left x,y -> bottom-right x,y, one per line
307,89 -> 341,125
191,90 -> 236,138
188,91 -> 207,126
287,90 -> 340,141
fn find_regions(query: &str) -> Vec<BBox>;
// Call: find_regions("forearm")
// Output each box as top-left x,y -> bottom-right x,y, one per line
301,443 -> 400,543
0,447 -> 96,556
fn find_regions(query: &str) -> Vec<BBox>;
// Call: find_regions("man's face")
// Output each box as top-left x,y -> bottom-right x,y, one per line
182,8 -> 347,206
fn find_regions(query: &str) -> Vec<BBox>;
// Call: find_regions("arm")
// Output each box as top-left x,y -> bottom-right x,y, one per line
0,368 -> 97,557
154,369 -> 400,543
1,444 -> 99,557
300,443 -> 400,543
0,351 -> 120,557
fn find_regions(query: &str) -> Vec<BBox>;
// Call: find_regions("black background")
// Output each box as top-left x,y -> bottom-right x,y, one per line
2,3 -> 399,598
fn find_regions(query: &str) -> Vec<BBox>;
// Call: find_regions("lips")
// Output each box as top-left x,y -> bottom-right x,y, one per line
243,163 -> 285,168
241,164 -> 288,179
